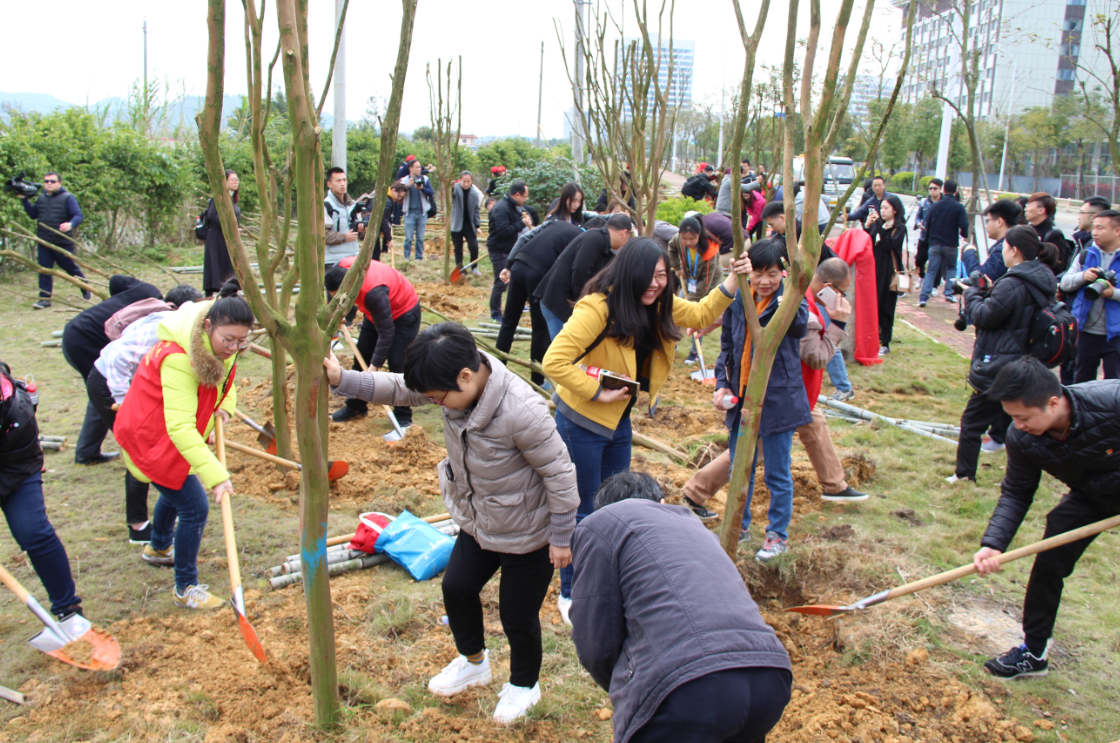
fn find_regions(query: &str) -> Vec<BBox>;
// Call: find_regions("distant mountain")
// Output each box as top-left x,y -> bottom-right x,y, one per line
1,90 -> 336,129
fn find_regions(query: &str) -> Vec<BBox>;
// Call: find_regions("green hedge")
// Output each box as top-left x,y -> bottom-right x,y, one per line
656,196 -> 713,226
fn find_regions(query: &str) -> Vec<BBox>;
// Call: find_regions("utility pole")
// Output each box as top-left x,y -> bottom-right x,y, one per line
142,19 -> 149,131
332,0 -> 347,170
572,0 -> 586,165
536,41 -> 545,148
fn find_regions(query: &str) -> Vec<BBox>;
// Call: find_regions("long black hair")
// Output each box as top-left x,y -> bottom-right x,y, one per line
582,238 -> 682,349
677,215 -> 710,249
548,182 -> 586,225
208,279 -> 254,328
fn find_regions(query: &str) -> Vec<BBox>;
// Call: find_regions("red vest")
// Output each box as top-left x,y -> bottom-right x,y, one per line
338,257 -> 419,323
801,291 -> 826,411
114,340 -> 235,489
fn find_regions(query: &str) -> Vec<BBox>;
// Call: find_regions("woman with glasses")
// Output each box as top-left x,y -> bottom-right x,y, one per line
114,280 -> 253,610
542,238 -> 752,624
202,170 -> 242,298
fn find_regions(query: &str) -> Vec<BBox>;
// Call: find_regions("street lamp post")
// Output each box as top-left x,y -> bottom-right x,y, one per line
995,49 -> 1017,193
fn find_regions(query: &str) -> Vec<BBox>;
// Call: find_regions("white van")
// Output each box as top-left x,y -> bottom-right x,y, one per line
790,155 -> 862,212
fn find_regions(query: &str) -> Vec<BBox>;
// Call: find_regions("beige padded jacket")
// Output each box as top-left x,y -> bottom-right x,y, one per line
332,352 -> 579,553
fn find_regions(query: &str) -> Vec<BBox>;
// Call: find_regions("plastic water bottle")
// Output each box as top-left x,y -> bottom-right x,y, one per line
25,376 -> 38,407
715,392 -> 738,411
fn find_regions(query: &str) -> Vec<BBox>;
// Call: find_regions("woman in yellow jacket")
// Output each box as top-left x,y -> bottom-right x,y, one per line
114,282 -> 252,610
543,237 -> 751,621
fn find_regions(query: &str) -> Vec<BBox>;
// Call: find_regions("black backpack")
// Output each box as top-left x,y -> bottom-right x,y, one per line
681,175 -> 707,201
1013,278 -> 1078,368
195,199 -> 213,241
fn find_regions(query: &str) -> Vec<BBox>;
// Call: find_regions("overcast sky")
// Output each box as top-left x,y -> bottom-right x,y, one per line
1,0 -> 901,140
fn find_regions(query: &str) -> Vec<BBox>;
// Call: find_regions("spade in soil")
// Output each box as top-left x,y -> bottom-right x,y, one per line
234,408 -> 348,480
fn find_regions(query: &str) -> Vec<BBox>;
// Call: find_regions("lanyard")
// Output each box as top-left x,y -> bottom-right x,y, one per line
685,245 -> 701,279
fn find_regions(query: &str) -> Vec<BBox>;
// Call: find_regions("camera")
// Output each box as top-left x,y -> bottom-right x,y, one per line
1084,269 -> 1118,301
954,311 -> 969,332
4,171 -> 40,199
349,197 -> 373,232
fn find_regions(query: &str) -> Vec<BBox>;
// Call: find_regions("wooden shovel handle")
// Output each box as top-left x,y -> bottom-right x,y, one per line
248,342 -> 272,359
215,418 -> 243,593
886,513 -> 1120,602
0,562 -> 30,603
339,325 -> 399,424
225,439 -> 299,470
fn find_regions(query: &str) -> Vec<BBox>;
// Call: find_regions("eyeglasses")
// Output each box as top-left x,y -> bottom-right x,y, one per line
215,332 -> 250,350
426,390 -> 450,406
43,178 -> 59,184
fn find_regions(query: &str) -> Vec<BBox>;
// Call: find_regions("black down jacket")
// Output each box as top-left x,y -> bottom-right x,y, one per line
981,380 -> 1120,552
964,259 -> 1057,392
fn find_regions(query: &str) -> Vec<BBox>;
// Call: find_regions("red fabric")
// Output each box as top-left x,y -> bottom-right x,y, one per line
830,229 -> 883,366
338,257 -> 419,322
115,341 -> 236,489
350,513 -> 391,553
801,291 -> 825,410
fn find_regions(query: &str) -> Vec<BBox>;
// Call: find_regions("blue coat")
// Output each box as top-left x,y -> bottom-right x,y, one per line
715,282 -> 812,435
1071,244 -> 1120,341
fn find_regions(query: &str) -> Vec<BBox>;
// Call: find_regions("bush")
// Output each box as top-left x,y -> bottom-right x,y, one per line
919,175 -> 935,191
656,197 -> 713,226
891,172 -> 915,191
494,159 -> 603,218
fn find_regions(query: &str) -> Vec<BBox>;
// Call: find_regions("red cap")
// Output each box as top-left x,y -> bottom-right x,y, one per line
405,155 -> 416,162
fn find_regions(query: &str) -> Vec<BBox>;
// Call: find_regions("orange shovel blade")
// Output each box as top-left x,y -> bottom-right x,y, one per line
45,627 -> 122,671
232,605 -> 268,665
327,460 -> 350,481
784,604 -> 849,617
449,265 -> 464,283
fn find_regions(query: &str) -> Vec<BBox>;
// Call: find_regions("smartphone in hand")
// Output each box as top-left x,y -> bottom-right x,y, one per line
816,285 -> 839,312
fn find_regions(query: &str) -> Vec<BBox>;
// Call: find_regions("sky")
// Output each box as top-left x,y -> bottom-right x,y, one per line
1,0 -> 902,140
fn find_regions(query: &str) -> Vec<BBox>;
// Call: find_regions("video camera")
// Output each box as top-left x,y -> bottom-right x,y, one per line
4,172 -> 41,199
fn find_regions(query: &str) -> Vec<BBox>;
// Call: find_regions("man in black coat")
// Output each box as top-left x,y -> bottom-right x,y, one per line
485,181 -> 533,322
362,182 -> 407,262
919,180 -> 971,306
1025,192 -> 1072,272
571,472 -> 791,743
974,358 -> 1120,679
20,170 -> 87,309
497,219 -> 587,386
681,166 -> 718,202
951,227 -> 1057,483
61,275 -> 163,464
534,214 -> 632,335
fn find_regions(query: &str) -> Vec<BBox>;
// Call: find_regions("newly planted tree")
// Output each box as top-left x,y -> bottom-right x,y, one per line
426,57 -> 463,282
197,0 -> 418,726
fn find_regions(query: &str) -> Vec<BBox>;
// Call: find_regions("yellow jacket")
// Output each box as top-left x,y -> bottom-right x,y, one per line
543,287 -> 734,432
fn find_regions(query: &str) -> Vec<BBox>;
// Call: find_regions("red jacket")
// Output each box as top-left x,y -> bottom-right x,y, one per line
337,256 -> 419,323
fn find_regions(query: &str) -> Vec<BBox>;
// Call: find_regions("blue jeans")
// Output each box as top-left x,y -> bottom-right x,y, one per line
921,245 -> 958,302
556,412 -> 632,598
404,212 -> 427,259
150,475 -> 210,591
540,302 -> 566,340
1,472 -> 79,615
728,419 -> 795,540
825,348 -> 851,394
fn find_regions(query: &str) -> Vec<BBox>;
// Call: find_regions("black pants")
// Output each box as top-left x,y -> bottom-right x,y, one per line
488,249 -> 510,317
344,305 -> 422,425
451,230 -> 479,267
1059,357 -> 1076,386
498,262 -> 550,386
1073,332 -> 1120,383
955,389 -> 1011,480
38,242 -> 85,298
86,367 -> 153,523
61,341 -> 108,461
915,237 -> 929,281
1022,491 -> 1120,650
630,667 -> 793,743
441,530 -> 554,688
878,291 -> 898,348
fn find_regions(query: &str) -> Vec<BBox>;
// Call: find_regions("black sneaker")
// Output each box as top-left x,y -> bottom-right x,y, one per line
821,486 -> 869,503
491,311 -> 503,323
331,406 -> 368,423
55,604 -> 84,622
32,299 -> 51,310
684,353 -> 699,365
82,290 -> 92,301
984,643 -> 1049,679
684,496 -> 718,520
75,452 -> 121,465
129,523 -> 153,545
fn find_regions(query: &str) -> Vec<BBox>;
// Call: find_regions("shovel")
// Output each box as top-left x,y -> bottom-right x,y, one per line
449,256 -> 484,284
338,324 -> 407,442
214,417 -> 269,664
0,563 -> 121,671
786,513 -> 1120,618
234,408 -> 278,455
689,333 -> 716,385
225,438 -> 350,481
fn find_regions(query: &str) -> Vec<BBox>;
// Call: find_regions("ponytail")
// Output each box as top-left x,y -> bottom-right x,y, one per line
207,279 -> 254,328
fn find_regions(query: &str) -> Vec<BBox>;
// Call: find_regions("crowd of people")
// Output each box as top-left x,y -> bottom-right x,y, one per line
4,161 -> 1118,741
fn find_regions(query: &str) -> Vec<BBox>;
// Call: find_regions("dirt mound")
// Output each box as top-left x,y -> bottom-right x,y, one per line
632,402 -> 726,443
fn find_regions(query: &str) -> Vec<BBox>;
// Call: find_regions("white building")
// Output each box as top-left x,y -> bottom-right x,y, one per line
894,0 -> 1112,120
848,75 -> 890,125
621,38 -> 694,119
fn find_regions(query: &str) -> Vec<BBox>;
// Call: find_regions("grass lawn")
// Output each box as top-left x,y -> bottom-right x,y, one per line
0,247 -> 1116,742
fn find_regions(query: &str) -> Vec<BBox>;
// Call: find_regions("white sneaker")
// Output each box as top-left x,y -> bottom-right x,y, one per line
427,651 -> 492,697
981,439 -> 1005,453
557,595 -> 573,627
493,682 -> 541,724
